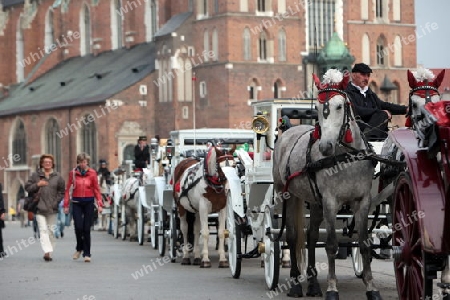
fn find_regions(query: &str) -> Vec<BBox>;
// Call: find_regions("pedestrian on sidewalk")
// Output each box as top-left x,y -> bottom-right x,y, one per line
0,183 -> 6,258
97,159 -> 111,231
17,197 -> 27,227
25,154 -> 65,262
64,153 -> 103,263
54,200 -> 65,238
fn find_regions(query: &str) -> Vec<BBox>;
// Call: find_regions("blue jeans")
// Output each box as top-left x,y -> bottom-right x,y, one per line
55,206 -> 66,238
72,201 -> 94,257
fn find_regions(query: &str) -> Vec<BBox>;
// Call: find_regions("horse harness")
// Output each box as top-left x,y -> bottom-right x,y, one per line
282,88 -> 377,201
407,84 -> 440,128
179,150 -> 234,213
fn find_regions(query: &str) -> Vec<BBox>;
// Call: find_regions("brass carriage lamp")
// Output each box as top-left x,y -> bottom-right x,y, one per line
252,112 -> 270,134
252,112 -> 269,153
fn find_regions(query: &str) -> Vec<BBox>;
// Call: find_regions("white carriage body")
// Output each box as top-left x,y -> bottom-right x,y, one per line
169,128 -> 254,164
233,99 -> 317,216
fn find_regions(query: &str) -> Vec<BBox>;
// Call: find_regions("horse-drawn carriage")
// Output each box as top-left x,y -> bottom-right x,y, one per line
226,67 -> 450,300
380,68 -> 450,300
224,96 -> 392,291
109,138 -> 168,246
146,128 -> 254,263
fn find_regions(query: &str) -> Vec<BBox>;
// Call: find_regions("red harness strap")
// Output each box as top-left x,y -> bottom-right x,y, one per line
283,170 -> 305,193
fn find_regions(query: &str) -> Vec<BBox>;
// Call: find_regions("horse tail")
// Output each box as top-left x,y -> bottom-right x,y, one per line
295,196 -> 306,271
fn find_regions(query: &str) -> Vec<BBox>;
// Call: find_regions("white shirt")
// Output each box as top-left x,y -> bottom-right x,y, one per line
351,82 -> 369,97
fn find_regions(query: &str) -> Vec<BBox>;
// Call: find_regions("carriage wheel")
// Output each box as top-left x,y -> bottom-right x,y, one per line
113,203 -> 119,239
226,192 -> 241,279
170,205 -> 178,263
393,172 -> 432,300
263,206 -> 280,290
150,205 -> 158,249
351,247 -> 363,278
158,207 -> 167,256
121,203 -> 127,241
137,202 -> 145,246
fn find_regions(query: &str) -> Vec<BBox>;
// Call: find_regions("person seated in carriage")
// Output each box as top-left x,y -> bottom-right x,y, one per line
134,136 -> 150,170
97,159 -> 111,187
346,63 -> 408,140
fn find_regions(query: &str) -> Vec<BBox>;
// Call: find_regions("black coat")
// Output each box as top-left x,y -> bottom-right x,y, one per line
345,83 -> 407,123
134,145 -> 150,168
97,167 -> 111,185
0,183 -> 4,229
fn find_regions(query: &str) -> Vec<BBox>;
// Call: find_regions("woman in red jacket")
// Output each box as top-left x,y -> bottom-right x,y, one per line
64,153 -> 103,262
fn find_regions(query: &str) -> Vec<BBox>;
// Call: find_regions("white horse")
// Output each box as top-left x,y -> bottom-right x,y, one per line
407,67 -> 445,126
173,146 -> 234,268
273,69 -> 382,299
385,68 -> 450,299
120,167 -> 154,241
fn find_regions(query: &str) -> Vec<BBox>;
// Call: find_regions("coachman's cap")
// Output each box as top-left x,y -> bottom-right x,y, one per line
138,136 -> 147,141
351,63 -> 373,74
99,159 -> 107,164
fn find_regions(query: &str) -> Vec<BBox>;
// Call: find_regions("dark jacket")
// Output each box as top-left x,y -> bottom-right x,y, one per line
345,83 -> 407,122
97,167 -> 111,185
0,183 -> 4,229
25,170 -> 65,215
134,144 -> 150,168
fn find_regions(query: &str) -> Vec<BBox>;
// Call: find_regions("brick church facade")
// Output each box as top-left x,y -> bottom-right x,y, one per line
0,0 -> 416,208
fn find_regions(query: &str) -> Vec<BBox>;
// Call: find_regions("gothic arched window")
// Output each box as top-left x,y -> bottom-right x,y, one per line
243,28 -> 251,60
80,114 -> 97,168
13,120 -> 27,166
45,118 -> 61,172
80,4 -> 91,56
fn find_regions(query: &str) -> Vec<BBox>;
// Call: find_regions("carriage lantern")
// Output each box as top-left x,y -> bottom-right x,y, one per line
165,139 -> 174,165
252,112 -> 270,153
150,137 -> 159,154
252,112 -> 269,134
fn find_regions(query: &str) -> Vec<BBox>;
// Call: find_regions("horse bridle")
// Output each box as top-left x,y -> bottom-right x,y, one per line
203,149 -> 234,192
409,85 -> 440,104
316,87 -> 354,144
408,85 -> 440,125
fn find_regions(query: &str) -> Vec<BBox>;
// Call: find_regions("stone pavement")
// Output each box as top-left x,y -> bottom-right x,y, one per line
0,221 -> 402,300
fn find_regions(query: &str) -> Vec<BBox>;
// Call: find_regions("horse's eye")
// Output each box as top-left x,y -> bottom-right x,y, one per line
337,105 -> 342,110
412,103 -> 417,108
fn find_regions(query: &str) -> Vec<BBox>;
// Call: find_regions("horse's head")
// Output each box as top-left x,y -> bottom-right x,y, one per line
205,146 -> 235,184
313,69 -> 355,156
407,67 -> 445,126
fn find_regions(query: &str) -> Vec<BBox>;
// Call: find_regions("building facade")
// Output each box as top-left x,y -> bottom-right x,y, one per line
0,0 -> 416,209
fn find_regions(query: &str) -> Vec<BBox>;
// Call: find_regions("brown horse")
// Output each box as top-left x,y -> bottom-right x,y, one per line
173,146 -> 235,268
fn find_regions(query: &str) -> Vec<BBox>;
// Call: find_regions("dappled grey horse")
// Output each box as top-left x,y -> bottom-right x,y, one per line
273,69 -> 381,299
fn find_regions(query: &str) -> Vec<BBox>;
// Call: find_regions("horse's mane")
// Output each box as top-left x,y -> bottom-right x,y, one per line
206,147 -> 218,175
